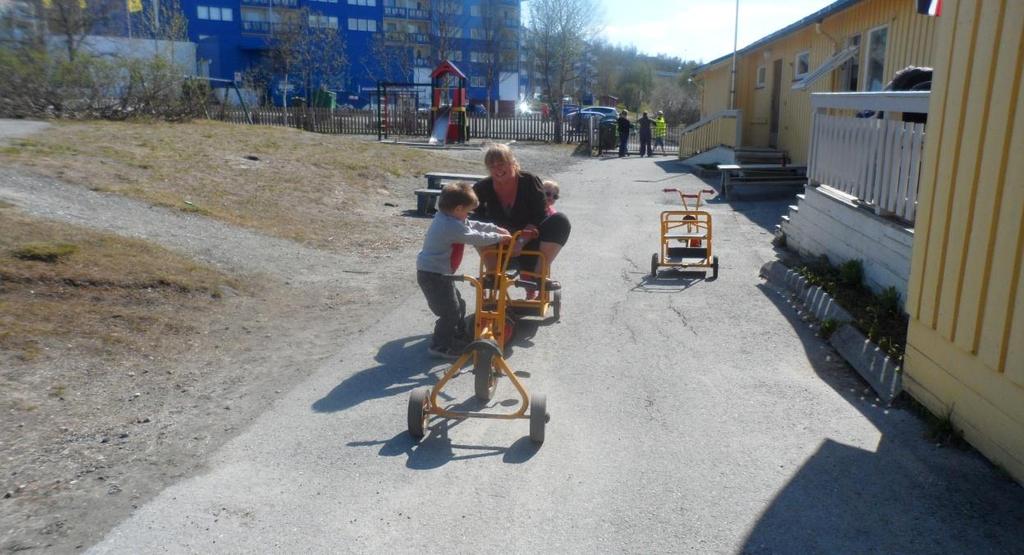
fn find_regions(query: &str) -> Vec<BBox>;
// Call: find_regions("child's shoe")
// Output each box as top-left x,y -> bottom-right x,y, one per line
427,345 -> 460,360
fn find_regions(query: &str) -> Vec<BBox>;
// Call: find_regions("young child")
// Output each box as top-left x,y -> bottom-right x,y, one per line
417,182 -> 511,359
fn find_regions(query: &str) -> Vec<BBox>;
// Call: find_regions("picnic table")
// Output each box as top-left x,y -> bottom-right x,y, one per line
415,172 -> 488,215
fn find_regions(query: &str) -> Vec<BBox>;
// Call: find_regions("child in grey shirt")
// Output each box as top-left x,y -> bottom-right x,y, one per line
417,182 -> 510,359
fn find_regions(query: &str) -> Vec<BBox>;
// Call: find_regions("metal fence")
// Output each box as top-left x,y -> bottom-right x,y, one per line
210,105 -> 685,156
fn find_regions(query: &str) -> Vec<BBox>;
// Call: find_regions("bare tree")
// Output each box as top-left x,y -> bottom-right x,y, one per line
430,0 -> 462,64
42,0 -> 117,61
478,0 -> 517,114
363,31 -> 415,83
527,0 -> 601,142
268,8 -> 348,108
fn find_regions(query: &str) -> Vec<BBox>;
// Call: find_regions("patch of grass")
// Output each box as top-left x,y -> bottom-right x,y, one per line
0,211 -> 240,362
12,242 -> 78,263
820,318 -> 838,339
0,120 -> 487,251
792,255 -> 908,360
902,396 -> 968,449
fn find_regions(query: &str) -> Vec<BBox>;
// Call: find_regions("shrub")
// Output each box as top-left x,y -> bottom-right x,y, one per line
838,259 -> 864,288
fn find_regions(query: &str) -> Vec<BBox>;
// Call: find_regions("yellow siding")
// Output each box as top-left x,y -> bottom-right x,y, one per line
905,0 -> 1024,483
697,0 -> 937,164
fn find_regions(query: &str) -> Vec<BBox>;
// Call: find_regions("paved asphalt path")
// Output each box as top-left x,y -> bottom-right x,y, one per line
90,155 -> 1024,553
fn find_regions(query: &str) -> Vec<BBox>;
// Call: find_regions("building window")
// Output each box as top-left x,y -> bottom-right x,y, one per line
470,28 -> 486,40
348,0 -> 376,5
470,52 -> 493,63
470,5 -> 480,17
864,25 -> 888,91
470,76 -> 486,87
309,14 -> 339,28
756,65 -> 766,88
794,51 -> 810,78
197,6 -> 232,21
347,18 -> 377,32
312,0 -> 339,3
838,34 -> 861,91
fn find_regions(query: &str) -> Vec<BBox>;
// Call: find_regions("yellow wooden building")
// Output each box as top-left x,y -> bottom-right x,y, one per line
905,0 -> 1024,483
686,0 -> 938,165
690,0 -> 1024,483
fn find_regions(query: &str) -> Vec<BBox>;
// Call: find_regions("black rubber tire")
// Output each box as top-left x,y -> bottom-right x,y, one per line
712,255 -> 720,280
474,351 -> 497,401
529,393 -> 547,444
552,290 -> 562,322
407,387 -> 430,440
650,253 -> 659,277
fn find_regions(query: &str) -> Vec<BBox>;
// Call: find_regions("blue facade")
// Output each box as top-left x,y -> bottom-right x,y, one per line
159,0 -> 521,107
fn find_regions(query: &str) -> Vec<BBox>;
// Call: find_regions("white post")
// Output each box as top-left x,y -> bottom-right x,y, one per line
729,0 -> 739,110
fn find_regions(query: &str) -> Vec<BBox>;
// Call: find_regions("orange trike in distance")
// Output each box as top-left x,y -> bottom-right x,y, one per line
651,187 -> 719,279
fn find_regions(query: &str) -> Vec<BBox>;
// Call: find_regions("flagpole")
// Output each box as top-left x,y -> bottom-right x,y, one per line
729,0 -> 739,110
126,1 -> 133,39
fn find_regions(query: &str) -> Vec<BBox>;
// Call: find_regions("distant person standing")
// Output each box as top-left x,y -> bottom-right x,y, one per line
616,110 -> 632,157
654,111 -> 668,155
638,111 -> 653,157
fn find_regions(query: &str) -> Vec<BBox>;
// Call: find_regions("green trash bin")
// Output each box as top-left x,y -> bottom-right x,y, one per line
312,90 -> 336,110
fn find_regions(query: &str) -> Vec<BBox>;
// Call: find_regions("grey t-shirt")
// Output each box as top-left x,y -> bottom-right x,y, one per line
416,211 -> 504,274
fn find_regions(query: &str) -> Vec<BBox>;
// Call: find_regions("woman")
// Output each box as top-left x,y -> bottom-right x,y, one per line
472,144 -> 568,286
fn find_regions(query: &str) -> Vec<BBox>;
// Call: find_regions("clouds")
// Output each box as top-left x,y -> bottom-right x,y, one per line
600,0 -> 833,62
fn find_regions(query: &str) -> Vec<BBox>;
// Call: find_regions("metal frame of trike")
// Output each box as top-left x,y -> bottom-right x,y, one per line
651,188 -> 719,278
407,231 -> 548,443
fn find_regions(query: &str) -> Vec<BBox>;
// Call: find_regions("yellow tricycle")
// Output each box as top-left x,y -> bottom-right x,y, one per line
651,187 -> 719,279
407,230 -> 549,444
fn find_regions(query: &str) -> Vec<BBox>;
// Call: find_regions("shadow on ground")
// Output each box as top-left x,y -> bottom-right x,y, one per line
347,397 -> 540,469
742,282 -> 1024,553
311,334 -> 440,413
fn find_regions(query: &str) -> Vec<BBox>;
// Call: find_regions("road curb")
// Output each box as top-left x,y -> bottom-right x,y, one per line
760,261 -> 902,405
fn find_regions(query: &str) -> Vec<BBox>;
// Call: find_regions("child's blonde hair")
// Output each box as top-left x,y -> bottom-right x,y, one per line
437,182 -> 479,212
542,179 -> 560,200
483,143 -> 521,176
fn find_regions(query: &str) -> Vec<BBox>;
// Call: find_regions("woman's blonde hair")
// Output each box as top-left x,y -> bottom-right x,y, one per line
484,143 -> 521,177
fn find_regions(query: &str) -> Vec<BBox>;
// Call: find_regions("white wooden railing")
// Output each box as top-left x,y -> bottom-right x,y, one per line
808,92 -> 930,223
678,109 -> 742,158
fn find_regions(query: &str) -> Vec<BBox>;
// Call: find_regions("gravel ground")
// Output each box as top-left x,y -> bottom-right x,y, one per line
0,132 -> 582,553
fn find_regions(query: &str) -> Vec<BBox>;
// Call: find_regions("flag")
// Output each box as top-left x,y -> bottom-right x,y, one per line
917,0 -> 942,16
127,0 -> 142,13
79,0 -> 86,7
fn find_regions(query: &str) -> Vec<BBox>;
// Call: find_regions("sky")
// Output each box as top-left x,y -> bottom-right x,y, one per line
596,0 -> 837,63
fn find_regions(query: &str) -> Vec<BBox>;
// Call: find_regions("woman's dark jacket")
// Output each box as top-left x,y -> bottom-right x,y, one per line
472,171 -> 547,232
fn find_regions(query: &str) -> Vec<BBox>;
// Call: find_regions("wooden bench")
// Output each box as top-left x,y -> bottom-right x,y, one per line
424,172 -> 487,190
717,164 -> 807,200
414,188 -> 442,216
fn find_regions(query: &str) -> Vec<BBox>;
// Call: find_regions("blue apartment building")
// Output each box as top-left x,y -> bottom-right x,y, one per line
175,0 -> 522,109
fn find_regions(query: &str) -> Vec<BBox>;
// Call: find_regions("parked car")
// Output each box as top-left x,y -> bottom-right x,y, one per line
568,106 -> 619,129
466,103 -> 488,115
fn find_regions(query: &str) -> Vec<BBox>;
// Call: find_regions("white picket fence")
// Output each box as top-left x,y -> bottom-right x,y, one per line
808,92 -> 930,223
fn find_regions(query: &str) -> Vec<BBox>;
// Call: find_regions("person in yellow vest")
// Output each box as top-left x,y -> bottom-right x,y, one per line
653,111 -> 667,155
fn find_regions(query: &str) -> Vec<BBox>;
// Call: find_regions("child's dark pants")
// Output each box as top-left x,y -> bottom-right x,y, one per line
417,270 -> 467,349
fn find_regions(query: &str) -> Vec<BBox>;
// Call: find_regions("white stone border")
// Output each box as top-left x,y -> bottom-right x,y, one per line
760,261 -> 903,405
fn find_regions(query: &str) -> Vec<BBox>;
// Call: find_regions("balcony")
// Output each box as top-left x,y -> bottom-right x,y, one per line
385,31 -> 429,44
241,0 -> 298,7
383,6 -> 429,20
241,20 -> 302,35
808,91 -> 930,223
